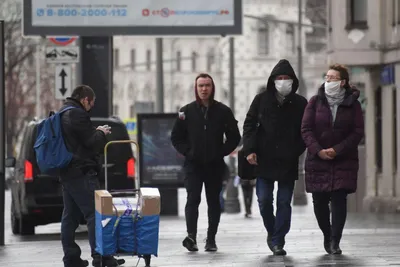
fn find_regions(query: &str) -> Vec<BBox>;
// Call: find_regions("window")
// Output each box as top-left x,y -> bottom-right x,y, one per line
176,51 -> 181,71
286,24 -> 295,54
130,105 -> 135,117
130,49 -> 136,70
191,52 -> 197,72
146,50 -> 151,70
348,0 -> 368,29
206,49 -> 215,71
113,105 -> 119,116
257,21 -> 269,55
135,101 -> 154,113
127,82 -> 135,99
27,53 -> 34,67
113,49 -> 119,69
392,0 -> 400,25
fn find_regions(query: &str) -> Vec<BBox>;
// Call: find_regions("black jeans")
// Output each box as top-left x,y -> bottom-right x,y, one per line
184,163 -> 223,240
312,190 -> 348,243
241,182 -> 254,214
61,173 -> 100,265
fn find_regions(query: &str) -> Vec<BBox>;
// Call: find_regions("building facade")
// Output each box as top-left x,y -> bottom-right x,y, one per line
113,0 -> 327,134
328,0 -> 400,212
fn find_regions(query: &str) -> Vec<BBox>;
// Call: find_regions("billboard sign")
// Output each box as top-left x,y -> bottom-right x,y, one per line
23,0 -> 242,36
137,113 -> 184,188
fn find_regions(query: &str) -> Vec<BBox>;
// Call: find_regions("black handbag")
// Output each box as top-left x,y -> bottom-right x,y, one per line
237,148 -> 256,180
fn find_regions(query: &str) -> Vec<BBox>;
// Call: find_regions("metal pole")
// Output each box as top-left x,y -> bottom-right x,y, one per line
35,43 -> 41,118
155,38 -> 164,113
0,20 -> 6,246
293,0 -> 308,206
224,37 -> 240,214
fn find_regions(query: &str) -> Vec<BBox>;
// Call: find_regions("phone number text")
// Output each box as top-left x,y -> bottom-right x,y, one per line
36,8 -> 128,17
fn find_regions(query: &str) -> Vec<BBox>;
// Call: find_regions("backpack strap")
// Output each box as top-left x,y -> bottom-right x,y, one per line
58,106 -> 77,114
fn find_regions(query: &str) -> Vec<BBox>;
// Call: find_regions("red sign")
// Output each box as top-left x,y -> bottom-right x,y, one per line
48,36 -> 77,46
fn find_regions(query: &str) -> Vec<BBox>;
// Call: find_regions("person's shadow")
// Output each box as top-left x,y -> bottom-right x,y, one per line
250,254 -> 363,267
313,254 -> 363,266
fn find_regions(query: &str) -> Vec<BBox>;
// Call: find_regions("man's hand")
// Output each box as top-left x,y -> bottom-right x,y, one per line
246,153 -> 258,165
97,125 -> 111,135
325,148 -> 337,158
318,149 -> 333,160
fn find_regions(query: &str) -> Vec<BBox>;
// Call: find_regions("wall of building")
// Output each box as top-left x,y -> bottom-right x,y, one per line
328,0 -> 400,213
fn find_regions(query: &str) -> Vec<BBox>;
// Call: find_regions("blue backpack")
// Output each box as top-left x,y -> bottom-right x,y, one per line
34,106 -> 76,174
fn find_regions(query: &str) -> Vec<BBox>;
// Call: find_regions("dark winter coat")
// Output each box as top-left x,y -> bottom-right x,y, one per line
60,98 -> 107,178
301,86 -> 364,193
171,101 -> 241,167
242,59 -> 308,182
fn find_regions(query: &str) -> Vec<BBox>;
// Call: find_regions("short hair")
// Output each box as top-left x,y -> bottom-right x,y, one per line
195,73 -> 214,83
329,63 -> 350,89
71,85 -> 95,101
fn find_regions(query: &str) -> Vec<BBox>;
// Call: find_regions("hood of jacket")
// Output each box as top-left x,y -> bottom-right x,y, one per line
266,59 -> 299,96
195,76 -> 216,104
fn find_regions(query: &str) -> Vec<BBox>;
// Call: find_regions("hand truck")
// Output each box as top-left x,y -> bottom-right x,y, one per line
103,140 -> 152,267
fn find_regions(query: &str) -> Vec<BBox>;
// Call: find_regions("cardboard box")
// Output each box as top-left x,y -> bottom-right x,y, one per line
95,190 -> 113,215
140,188 -> 161,216
95,188 -> 160,217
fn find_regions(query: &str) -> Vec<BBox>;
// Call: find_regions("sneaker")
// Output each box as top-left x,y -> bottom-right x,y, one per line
182,236 -> 199,252
204,238 -> 218,252
92,256 -> 125,267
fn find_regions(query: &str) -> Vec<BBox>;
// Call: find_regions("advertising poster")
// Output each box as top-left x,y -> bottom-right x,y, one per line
137,113 -> 184,188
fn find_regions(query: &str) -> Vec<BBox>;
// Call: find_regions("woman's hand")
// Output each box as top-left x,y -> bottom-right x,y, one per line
325,148 -> 337,158
318,149 -> 334,160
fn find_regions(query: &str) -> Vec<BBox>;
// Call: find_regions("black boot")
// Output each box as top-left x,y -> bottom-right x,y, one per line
92,255 -> 125,267
204,237 -> 218,252
331,240 -> 342,255
64,258 -> 89,267
272,245 -> 287,256
182,234 -> 199,252
324,236 -> 332,254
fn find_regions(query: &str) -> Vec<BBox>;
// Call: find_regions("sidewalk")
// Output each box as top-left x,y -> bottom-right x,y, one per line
2,190 -> 400,266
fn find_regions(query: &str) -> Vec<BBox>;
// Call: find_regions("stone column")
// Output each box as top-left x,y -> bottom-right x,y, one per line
363,67 -> 379,210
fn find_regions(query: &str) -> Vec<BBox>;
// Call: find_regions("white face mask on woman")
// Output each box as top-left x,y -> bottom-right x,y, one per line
275,79 -> 293,96
324,81 -> 342,96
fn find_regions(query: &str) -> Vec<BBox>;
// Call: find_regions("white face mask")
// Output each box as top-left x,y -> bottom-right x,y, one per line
324,81 -> 342,96
274,79 -> 293,96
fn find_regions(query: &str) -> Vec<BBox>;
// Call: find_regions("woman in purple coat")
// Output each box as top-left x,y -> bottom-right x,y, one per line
301,64 -> 364,255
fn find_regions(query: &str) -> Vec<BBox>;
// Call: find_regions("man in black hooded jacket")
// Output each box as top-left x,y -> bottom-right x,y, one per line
171,73 -> 241,252
242,59 -> 307,256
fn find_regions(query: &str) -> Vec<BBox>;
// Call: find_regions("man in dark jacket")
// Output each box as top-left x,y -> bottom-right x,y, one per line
59,85 -> 125,267
242,59 -> 307,256
171,73 -> 241,252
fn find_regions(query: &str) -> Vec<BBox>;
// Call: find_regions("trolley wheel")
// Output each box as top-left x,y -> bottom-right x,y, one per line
143,255 -> 151,267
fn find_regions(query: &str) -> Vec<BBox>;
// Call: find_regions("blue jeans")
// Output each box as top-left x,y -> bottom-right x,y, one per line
256,178 -> 295,247
61,173 -> 100,265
